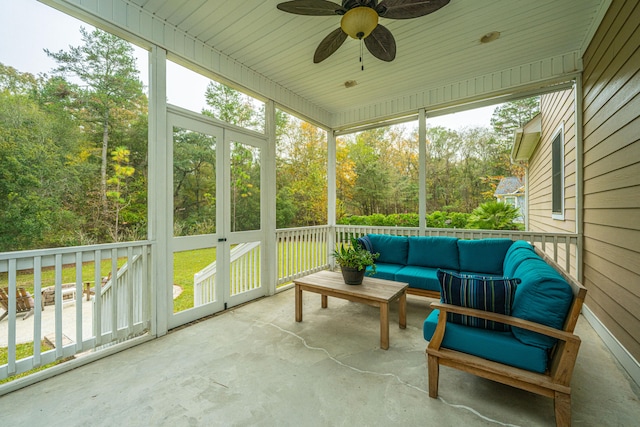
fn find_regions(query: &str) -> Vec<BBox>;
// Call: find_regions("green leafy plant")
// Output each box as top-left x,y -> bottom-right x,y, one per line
333,237 -> 379,273
467,201 -> 523,230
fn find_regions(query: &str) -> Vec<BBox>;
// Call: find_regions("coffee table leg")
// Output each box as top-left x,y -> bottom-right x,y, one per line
380,302 -> 389,350
295,284 -> 302,322
399,291 -> 407,329
321,294 -> 328,308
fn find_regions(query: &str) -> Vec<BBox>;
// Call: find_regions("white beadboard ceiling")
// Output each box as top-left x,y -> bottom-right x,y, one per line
121,0 -> 607,127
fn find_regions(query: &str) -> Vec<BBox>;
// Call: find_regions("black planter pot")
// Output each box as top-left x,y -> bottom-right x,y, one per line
340,266 -> 366,285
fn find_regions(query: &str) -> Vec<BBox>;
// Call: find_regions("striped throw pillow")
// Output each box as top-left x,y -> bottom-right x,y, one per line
437,270 -> 520,332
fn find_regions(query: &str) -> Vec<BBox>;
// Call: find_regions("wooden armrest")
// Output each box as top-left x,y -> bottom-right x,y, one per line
429,301 -> 580,344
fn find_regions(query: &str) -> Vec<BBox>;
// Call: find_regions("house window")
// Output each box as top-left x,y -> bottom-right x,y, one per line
551,124 -> 564,219
504,196 -> 517,208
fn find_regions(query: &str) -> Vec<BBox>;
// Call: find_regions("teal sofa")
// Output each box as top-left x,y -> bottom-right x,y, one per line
358,233 -> 584,426
360,233 -> 575,371
360,234 -> 516,298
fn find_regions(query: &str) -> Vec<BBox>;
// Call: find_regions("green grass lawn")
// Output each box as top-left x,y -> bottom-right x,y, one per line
0,259 -> 128,296
0,341 -> 64,385
173,247 -> 217,312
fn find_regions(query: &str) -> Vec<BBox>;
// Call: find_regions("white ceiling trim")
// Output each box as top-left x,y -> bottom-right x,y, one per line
330,51 -> 583,130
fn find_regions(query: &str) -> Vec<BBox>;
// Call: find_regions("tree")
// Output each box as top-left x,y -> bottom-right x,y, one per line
173,128 -> 217,235
490,97 -> 540,144
202,81 -> 256,128
424,126 -> 460,211
277,120 -> 327,226
0,65 -> 84,250
45,27 -> 145,217
106,147 -> 135,241
347,129 -> 393,215
230,142 -> 260,231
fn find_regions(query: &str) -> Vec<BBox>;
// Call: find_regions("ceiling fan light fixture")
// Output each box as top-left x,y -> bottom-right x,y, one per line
340,7 -> 379,39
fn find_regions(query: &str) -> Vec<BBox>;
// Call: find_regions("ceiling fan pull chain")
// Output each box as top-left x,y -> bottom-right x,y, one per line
360,39 -> 364,71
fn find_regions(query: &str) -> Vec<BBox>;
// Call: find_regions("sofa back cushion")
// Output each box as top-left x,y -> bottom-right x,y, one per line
367,234 -> 409,265
457,238 -> 514,275
438,270 -> 520,332
503,240 -> 540,278
511,258 -> 574,349
407,236 -> 459,270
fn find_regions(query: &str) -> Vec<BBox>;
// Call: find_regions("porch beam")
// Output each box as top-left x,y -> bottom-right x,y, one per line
328,131 -> 337,268
419,109 -> 427,233
148,45 -> 168,337
264,100 -> 278,295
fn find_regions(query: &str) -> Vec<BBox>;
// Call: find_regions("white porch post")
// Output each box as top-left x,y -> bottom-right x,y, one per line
328,130 -> 337,267
264,100 -> 277,295
148,46 -> 169,337
419,109 -> 427,234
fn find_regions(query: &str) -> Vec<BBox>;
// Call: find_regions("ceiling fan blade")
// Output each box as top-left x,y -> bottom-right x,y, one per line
364,25 -> 396,61
277,0 -> 346,16
314,28 -> 348,63
376,0 -> 450,19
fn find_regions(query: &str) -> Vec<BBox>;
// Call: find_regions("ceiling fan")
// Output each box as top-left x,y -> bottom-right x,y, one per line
276,0 -> 450,63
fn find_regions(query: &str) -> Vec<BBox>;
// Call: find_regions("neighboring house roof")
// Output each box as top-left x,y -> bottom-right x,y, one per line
494,177 -> 525,197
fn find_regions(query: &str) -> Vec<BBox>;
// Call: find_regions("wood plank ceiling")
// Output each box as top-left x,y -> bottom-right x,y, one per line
127,0 -> 608,125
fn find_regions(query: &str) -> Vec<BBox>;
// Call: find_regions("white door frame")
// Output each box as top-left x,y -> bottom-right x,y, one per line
166,106 -> 267,328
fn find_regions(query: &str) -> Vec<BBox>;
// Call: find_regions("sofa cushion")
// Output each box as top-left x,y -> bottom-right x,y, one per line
438,270 -> 520,331
511,258 -> 574,349
504,239 -> 535,260
457,238 -> 514,275
407,236 -> 459,270
367,234 -> 409,265
503,241 -> 541,278
365,263 -> 404,281
395,266 -> 441,292
424,310 -> 549,373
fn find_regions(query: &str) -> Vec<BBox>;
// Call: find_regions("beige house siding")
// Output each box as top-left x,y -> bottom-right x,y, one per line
528,88 -> 578,275
582,0 -> 640,362
529,88 -> 577,233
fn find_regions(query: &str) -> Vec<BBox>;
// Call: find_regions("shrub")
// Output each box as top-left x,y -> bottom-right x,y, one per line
467,201 -> 522,230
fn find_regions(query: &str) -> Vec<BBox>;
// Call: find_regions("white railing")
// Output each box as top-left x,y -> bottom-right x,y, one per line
93,249 -> 149,345
230,242 -> 262,297
276,225 -> 331,286
0,241 -> 152,382
1,225 -> 579,385
334,225 -> 579,278
193,241 -> 261,306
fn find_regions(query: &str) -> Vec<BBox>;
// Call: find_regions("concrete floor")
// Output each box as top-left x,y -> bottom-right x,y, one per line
1,288 -> 639,427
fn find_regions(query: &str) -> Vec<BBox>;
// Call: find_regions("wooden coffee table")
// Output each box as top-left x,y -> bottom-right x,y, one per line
294,270 -> 408,350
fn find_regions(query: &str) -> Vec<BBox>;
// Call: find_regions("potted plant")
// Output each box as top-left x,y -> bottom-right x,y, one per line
333,237 -> 379,285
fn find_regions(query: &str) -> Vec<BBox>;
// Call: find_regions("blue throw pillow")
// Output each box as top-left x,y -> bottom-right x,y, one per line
357,235 -> 373,253
437,270 -> 520,332
367,234 -> 409,265
457,238 -> 514,275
